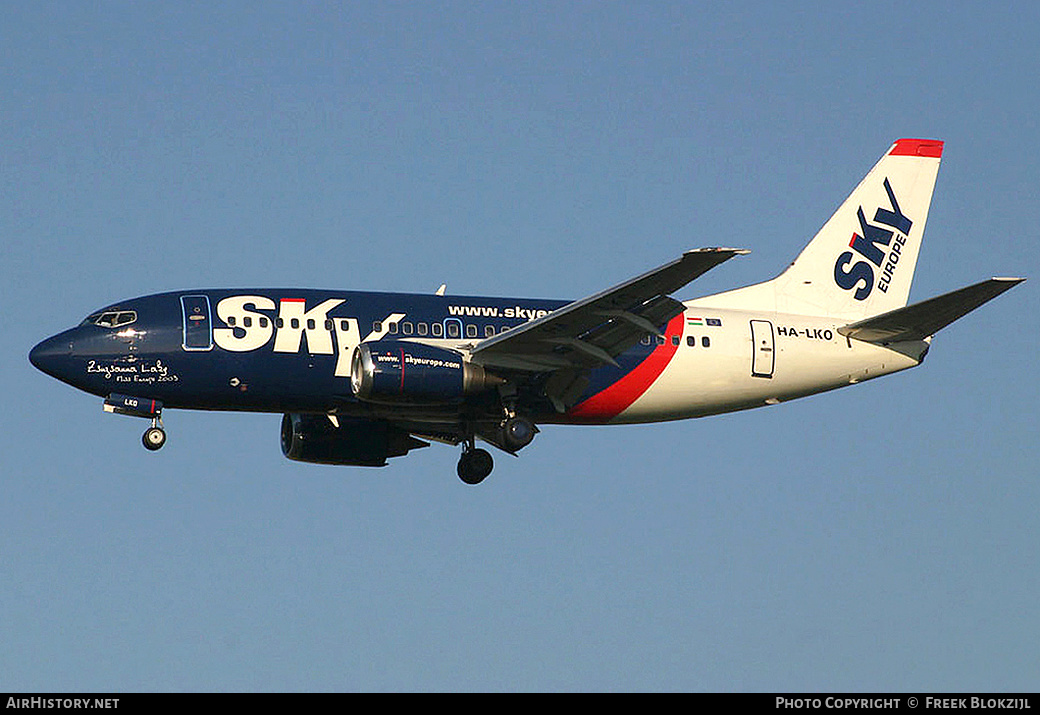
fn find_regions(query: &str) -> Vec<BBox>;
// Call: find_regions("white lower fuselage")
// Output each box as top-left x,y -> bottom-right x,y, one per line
606,303 -> 925,424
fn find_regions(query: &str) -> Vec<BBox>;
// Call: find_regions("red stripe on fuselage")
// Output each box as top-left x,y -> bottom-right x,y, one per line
566,313 -> 684,422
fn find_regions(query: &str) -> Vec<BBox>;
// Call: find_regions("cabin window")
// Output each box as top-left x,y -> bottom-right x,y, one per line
466,324 -> 477,338
687,336 -> 696,347
417,323 -> 429,336
432,323 -> 444,337
671,335 -> 680,346
485,325 -> 496,337
402,322 -> 414,335
388,322 -> 398,334
702,336 -> 711,348
243,317 -> 252,328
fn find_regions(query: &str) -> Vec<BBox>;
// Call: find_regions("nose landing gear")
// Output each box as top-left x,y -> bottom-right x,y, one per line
103,394 -> 168,452
142,417 -> 167,451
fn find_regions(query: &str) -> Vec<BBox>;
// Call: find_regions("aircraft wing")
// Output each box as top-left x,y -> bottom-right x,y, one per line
469,247 -> 748,372
838,277 -> 1025,344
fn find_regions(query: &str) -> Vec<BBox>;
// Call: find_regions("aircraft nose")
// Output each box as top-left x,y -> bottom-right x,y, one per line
29,333 -> 72,378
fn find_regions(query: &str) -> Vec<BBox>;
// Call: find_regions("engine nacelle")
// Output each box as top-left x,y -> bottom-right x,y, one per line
350,341 -> 502,404
280,413 -> 427,467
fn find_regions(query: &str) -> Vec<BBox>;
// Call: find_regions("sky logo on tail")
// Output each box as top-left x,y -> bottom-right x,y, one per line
833,178 -> 913,300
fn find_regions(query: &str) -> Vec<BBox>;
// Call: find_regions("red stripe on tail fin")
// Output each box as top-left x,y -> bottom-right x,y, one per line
889,139 -> 944,157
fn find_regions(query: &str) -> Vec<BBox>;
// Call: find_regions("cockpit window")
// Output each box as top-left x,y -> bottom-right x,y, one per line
81,310 -> 137,328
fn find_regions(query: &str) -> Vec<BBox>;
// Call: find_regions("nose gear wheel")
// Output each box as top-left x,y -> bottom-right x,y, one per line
142,417 -> 166,451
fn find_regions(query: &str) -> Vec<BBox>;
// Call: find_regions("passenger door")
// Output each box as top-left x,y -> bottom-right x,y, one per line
750,319 -> 775,378
181,295 -> 213,351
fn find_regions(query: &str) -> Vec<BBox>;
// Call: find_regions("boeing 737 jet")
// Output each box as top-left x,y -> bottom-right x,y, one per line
29,139 -> 1023,483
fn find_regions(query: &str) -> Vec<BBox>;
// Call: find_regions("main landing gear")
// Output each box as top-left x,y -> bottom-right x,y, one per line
501,415 -> 536,451
457,443 -> 494,485
456,415 -> 537,485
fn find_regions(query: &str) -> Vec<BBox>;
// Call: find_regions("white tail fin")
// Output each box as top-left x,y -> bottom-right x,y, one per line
697,139 -> 944,320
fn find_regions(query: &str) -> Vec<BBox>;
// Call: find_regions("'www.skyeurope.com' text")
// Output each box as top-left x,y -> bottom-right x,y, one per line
447,305 -> 551,320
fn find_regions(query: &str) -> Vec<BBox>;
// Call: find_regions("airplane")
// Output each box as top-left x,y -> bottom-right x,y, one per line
29,138 -> 1024,484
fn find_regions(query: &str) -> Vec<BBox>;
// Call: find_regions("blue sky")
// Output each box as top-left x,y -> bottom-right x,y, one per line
3,2 -> 1038,692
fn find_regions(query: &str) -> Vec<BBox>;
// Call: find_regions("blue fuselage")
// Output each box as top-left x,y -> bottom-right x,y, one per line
29,289 -> 659,422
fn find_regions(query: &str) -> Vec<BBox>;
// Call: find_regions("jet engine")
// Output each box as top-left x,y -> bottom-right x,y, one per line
350,341 -> 503,404
280,413 -> 428,467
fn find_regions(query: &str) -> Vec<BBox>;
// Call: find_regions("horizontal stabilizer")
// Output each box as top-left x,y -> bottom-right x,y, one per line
838,277 -> 1024,344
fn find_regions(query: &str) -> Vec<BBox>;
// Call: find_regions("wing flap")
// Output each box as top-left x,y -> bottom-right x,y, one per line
838,277 -> 1024,344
